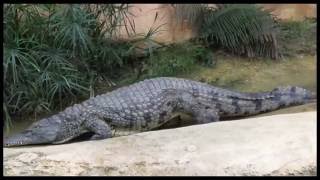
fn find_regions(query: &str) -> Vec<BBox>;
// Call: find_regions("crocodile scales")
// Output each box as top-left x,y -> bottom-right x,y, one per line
4,77 -> 316,147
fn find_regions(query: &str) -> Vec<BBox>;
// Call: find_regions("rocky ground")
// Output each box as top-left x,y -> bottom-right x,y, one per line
3,111 -> 316,176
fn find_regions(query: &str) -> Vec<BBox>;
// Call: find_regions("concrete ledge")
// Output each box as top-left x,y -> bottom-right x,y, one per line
3,112 -> 317,176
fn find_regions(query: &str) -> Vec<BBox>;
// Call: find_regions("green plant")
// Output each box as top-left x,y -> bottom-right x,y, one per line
200,4 -> 280,59
173,4 -> 207,31
173,4 -> 280,59
277,19 -> 316,57
145,43 -> 212,77
3,4 -> 159,131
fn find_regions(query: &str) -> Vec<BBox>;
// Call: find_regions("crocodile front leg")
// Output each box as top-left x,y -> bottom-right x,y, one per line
83,116 -> 112,140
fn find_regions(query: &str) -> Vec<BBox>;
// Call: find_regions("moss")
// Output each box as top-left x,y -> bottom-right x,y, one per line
182,55 -> 316,92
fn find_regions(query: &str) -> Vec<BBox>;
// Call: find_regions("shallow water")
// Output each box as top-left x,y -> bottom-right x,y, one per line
4,55 -> 317,136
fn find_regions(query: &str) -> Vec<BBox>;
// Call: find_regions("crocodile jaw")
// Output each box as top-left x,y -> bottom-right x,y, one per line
4,136 -> 30,147
3,131 -> 43,147
4,124 -> 60,147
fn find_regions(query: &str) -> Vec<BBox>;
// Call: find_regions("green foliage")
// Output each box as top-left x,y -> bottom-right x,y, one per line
145,43 -> 212,77
173,4 -> 207,31
51,5 -> 94,57
198,4 -> 280,59
277,18 -> 316,57
174,3 -> 315,59
3,4 -> 154,130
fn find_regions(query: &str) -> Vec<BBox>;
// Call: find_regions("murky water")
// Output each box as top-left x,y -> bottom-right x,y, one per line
4,55 -> 317,136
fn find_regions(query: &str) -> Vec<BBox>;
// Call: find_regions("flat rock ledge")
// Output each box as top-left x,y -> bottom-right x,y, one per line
3,112 -> 316,176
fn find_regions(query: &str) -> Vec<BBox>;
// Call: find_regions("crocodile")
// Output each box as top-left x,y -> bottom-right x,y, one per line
3,77 -> 316,147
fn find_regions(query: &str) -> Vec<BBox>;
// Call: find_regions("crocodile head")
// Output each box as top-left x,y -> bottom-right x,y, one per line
272,86 -> 316,105
4,117 -> 61,147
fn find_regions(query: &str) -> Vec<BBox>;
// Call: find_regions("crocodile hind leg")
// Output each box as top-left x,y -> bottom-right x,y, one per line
190,105 -> 220,124
83,116 -> 112,140
171,90 -> 220,124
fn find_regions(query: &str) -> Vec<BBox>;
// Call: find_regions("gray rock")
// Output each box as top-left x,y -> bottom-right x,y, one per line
3,112 -> 316,176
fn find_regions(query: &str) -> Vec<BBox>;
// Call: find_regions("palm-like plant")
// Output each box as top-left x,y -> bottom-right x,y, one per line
173,4 -> 280,59
3,4 -> 154,131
